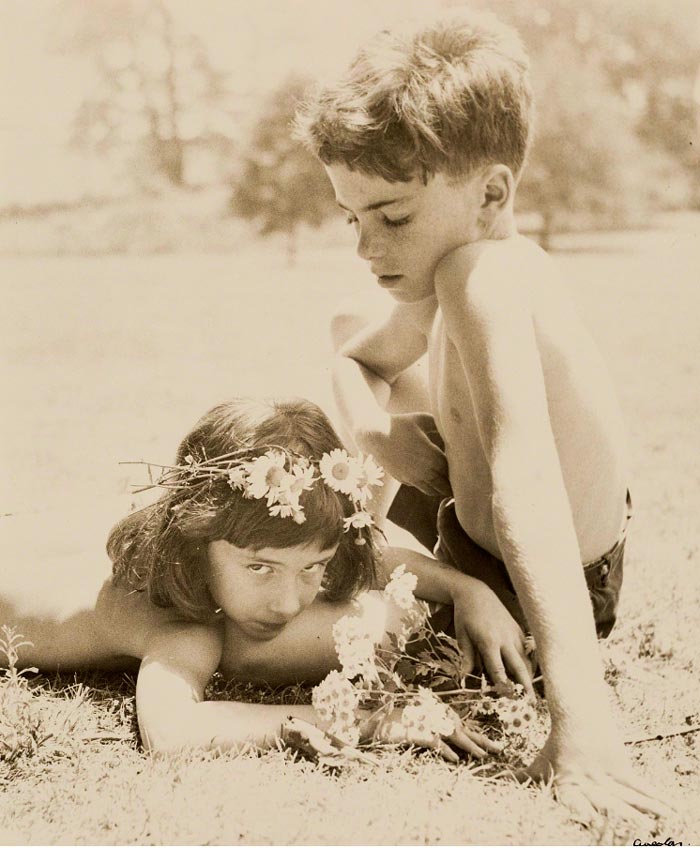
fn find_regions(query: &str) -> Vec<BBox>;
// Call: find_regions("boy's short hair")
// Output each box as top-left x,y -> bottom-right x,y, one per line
296,9 -> 533,182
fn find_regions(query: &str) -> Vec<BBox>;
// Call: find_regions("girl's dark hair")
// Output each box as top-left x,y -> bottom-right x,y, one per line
108,397 -> 378,620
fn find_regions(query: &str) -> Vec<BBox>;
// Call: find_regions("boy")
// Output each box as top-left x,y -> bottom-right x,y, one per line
297,8 -> 666,823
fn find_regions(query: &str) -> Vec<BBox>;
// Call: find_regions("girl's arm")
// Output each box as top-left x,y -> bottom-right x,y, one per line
380,545 -> 534,695
135,612 -> 502,761
136,622 -> 317,753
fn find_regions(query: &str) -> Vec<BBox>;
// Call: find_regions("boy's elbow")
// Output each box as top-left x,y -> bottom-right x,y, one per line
330,303 -> 372,352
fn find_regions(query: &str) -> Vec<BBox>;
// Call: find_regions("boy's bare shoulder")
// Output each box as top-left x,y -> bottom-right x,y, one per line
435,235 -> 555,307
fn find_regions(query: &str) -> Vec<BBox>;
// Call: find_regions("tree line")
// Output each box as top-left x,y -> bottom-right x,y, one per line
59,0 -> 699,252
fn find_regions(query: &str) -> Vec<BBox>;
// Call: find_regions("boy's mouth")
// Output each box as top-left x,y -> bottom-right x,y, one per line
377,274 -> 403,288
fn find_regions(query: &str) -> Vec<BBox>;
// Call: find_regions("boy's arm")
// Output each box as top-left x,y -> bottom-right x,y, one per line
334,301 -> 450,496
434,243 -> 668,821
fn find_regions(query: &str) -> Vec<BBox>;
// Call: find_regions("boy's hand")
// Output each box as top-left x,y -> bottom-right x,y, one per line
361,412 -> 451,496
374,705 -> 503,763
522,725 -> 673,825
451,579 -> 536,699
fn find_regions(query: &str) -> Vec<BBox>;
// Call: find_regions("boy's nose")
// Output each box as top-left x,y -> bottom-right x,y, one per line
356,226 -> 384,261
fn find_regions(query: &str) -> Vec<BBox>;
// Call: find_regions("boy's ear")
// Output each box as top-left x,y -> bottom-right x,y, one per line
479,164 -> 514,222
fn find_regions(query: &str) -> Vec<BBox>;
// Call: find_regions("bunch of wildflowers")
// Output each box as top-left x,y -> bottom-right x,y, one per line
301,565 -> 546,763
332,596 -> 380,684
311,670 -> 361,746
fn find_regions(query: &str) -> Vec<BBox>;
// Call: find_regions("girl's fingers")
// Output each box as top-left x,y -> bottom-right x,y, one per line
448,725 -> 499,759
459,724 -> 504,754
437,739 -> 460,763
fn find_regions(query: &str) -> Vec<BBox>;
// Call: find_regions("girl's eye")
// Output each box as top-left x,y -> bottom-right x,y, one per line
303,562 -> 327,575
247,564 -> 273,575
384,215 -> 411,228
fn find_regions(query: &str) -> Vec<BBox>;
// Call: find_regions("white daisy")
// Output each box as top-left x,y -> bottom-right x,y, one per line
319,448 -> 363,496
227,465 -> 248,490
343,511 -> 373,531
351,454 -> 385,502
245,450 -> 287,499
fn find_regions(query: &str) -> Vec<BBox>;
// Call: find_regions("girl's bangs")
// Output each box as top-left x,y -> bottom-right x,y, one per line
212,481 -> 345,552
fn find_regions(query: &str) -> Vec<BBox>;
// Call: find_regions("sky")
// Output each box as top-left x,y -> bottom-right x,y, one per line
0,0 -> 438,205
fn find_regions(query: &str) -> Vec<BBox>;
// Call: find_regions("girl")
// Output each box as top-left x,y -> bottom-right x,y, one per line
1,397 -> 510,757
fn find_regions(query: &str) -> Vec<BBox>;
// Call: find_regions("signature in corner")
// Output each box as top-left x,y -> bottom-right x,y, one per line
632,840 -> 682,847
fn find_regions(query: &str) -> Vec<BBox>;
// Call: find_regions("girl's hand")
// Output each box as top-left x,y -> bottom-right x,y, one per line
373,706 -> 503,763
451,579 -> 536,699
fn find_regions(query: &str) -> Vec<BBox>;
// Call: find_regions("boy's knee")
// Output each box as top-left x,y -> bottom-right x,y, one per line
330,296 -> 378,351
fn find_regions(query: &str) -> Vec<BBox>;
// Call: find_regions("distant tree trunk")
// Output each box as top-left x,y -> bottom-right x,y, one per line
286,227 -> 298,266
539,210 -> 554,252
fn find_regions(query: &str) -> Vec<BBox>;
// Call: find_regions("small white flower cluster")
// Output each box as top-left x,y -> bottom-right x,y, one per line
384,564 -> 430,650
172,446 -> 383,532
401,687 -> 455,739
332,604 -> 379,683
474,684 -> 536,736
311,669 -> 361,747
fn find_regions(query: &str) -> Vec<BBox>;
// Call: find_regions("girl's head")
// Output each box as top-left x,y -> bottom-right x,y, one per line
108,397 -> 379,625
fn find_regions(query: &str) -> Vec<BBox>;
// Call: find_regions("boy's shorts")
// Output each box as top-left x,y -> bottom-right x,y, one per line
387,486 -> 631,639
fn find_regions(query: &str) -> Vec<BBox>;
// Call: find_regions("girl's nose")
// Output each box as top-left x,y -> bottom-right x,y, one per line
268,584 -> 304,621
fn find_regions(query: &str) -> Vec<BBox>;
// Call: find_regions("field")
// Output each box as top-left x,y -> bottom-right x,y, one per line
1,217 -> 699,844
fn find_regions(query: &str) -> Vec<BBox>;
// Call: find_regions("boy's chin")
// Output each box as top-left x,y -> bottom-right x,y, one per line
384,282 -> 435,303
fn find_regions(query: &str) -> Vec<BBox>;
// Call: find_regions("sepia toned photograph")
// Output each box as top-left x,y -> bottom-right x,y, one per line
1,0 -> 699,844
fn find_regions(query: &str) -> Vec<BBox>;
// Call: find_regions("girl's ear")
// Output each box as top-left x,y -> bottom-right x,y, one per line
478,164 -> 514,234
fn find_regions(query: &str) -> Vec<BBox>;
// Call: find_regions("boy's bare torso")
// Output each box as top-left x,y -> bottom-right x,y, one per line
421,236 -> 627,562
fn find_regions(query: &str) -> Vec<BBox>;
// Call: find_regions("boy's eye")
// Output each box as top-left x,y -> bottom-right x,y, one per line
247,564 -> 273,575
384,215 -> 411,228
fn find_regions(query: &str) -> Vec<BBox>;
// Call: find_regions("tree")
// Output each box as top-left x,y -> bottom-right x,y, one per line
518,37 -> 672,248
459,0 -> 699,235
230,77 -> 337,264
54,0 -> 236,189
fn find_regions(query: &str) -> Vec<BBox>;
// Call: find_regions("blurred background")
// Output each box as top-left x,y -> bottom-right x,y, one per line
2,0 -> 699,254
1,0 -> 699,525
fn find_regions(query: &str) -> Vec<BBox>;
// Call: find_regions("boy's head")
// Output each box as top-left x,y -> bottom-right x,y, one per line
296,8 -> 533,184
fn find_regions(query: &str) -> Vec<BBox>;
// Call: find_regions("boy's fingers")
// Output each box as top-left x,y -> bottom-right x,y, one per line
502,645 -> 536,700
480,645 -> 509,689
456,633 -> 476,676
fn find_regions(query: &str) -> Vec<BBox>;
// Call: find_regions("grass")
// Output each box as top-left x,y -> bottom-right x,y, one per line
1,216 -> 699,844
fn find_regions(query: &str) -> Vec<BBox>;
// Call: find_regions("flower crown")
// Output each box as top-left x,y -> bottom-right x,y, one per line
127,446 -> 384,541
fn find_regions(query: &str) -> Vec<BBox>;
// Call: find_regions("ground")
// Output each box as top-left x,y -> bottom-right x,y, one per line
0,215 -> 699,844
